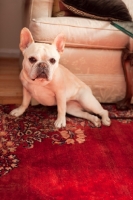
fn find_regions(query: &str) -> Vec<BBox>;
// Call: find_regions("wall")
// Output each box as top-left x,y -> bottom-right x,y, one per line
0,0 -> 25,58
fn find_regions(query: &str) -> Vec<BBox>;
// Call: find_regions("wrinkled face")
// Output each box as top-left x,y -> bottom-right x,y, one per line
20,28 -> 65,83
23,42 -> 60,81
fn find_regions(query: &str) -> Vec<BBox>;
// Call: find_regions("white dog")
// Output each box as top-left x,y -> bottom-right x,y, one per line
10,28 -> 111,128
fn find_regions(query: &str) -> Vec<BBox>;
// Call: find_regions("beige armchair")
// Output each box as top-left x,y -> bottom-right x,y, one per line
24,0 -> 133,108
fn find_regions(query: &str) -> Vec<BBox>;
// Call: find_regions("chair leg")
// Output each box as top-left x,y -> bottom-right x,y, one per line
116,48 -> 133,110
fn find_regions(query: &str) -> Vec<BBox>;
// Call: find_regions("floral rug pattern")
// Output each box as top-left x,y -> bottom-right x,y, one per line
0,104 -> 133,176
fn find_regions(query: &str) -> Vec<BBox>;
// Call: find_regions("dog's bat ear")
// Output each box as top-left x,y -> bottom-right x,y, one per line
53,33 -> 66,53
19,27 -> 34,52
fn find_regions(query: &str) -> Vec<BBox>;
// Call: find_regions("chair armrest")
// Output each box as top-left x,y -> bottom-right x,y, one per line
24,0 -> 54,27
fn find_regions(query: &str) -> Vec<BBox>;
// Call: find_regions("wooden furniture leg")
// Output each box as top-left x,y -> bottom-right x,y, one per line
117,48 -> 133,110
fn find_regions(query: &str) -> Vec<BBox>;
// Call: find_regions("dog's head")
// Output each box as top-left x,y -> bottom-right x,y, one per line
20,28 -> 65,82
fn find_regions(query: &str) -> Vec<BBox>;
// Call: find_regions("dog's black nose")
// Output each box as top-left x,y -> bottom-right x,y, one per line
38,62 -> 48,69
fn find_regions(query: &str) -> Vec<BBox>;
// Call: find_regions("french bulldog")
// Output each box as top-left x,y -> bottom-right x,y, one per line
10,27 -> 111,128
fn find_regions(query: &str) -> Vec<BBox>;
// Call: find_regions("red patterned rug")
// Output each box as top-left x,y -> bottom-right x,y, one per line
1,104 -> 133,199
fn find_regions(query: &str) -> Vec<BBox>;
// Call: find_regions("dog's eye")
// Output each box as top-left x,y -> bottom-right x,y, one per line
49,58 -> 56,64
29,57 -> 37,63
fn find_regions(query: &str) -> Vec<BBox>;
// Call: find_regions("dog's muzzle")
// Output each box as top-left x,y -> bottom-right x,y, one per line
32,62 -> 49,80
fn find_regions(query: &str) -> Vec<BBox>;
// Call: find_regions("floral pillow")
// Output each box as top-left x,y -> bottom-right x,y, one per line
53,0 -> 132,21
52,0 -> 74,17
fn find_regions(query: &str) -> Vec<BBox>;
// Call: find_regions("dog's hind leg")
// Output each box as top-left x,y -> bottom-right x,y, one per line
66,101 -> 101,127
77,88 -> 111,126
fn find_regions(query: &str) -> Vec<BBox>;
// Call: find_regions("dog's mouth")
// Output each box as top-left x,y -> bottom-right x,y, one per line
36,72 -> 48,79
31,62 -> 50,81
32,71 -> 48,81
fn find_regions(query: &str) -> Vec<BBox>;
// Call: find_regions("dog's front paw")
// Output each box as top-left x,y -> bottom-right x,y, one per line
10,107 -> 25,117
54,117 -> 66,128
